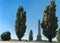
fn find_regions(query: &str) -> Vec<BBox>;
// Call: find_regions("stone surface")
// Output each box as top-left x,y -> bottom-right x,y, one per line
36,20 -> 41,41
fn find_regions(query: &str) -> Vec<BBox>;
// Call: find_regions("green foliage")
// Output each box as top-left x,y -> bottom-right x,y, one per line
57,28 -> 60,43
1,31 -> 11,41
29,30 -> 33,41
41,0 -> 58,42
15,6 -> 26,41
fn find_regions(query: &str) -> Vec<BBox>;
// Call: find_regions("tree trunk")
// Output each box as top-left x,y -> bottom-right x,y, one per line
19,38 -> 21,41
48,38 -> 52,42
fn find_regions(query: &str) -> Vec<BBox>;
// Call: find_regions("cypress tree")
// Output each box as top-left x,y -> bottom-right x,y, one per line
15,6 -> 26,41
29,30 -> 33,41
41,0 -> 58,42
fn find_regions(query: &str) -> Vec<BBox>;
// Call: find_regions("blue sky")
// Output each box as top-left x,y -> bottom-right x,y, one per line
0,0 -> 60,41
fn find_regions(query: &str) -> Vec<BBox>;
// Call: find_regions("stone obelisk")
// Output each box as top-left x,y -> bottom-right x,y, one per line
36,20 -> 41,41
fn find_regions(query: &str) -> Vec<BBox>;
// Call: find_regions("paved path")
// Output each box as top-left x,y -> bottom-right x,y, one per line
0,41 -> 50,43
0,41 -> 57,43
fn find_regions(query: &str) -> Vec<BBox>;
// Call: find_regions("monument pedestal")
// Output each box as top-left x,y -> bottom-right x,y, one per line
37,34 -> 41,41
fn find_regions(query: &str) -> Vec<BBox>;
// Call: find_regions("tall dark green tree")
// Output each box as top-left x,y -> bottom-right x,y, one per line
57,28 -> 60,43
15,6 -> 26,41
41,0 -> 58,42
29,30 -> 33,41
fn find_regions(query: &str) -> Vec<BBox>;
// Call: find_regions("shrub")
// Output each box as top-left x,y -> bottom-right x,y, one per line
57,28 -> 60,43
29,30 -> 33,41
1,31 -> 11,41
